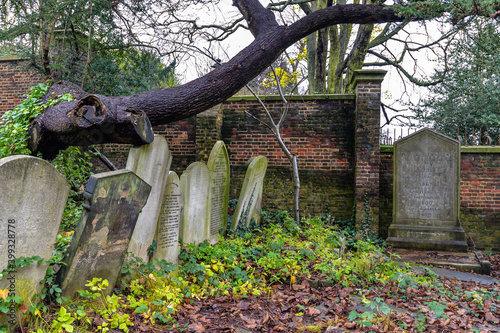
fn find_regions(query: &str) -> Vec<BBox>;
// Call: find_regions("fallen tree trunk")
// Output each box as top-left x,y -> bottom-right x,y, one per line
28,0 -> 495,157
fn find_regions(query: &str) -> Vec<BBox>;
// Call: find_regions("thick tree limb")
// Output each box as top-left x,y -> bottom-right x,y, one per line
30,1 -> 484,157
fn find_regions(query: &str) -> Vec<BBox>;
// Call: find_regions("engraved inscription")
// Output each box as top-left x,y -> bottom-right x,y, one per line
397,146 -> 458,225
157,186 -> 181,250
210,150 -> 228,237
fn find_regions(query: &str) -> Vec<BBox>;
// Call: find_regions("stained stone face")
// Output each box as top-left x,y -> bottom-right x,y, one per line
56,170 -> 151,298
0,156 -> 69,330
180,162 -> 211,246
153,171 -> 182,263
207,141 -> 230,241
387,129 -> 467,252
126,135 -> 172,262
231,156 -> 268,230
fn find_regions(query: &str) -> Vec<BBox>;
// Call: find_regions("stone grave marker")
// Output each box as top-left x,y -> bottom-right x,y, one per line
207,141 -> 230,241
0,156 -> 69,329
153,171 -> 182,263
126,134 -> 172,262
180,162 -> 210,246
231,156 -> 268,230
56,170 -> 151,298
387,128 -> 467,252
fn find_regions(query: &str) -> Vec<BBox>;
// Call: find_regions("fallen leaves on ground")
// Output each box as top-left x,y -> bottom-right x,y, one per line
162,272 -> 500,333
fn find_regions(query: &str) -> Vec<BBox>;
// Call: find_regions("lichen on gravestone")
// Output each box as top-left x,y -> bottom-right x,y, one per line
0,155 -> 69,330
231,156 -> 268,230
56,169 -> 151,298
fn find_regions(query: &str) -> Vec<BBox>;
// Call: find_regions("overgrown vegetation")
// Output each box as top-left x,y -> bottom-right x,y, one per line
2,212 -> 498,332
413,18 -> 500,145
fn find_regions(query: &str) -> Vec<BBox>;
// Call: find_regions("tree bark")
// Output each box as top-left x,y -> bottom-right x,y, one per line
29,2 -> 410,157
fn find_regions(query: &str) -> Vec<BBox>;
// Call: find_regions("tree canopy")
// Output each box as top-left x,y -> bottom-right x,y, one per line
413,18 -> 500,145
0,0 -> 498,157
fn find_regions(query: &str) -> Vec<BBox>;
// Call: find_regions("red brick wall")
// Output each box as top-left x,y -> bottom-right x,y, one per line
460,150 -> 500,251
0,56 -> 44,117
221,96 -> 355,170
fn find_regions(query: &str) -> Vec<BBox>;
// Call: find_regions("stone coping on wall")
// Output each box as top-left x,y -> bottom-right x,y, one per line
226,94 -> 355,102
380,145 -> 500,153
0,55 -> 28,62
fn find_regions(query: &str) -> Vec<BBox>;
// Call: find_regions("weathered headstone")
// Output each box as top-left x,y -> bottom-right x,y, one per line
0,156 -> 69,329
231,156 -> 268,230
180,162 -> 211,246
207,141 -> 230,241
56,170 -> 151,298
153,171 -> 182,263
387,128 -> 468,252
126,135 -> 172,262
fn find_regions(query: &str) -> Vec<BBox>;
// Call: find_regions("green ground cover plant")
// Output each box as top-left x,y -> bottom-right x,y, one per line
3,212 -> 472,332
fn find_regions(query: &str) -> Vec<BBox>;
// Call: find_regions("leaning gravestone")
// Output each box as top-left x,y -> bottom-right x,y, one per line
207,141 -> 230,241
231,156 -> 268,230
0,156 -> 69,330
153,171 -> 182,263
56,170 -> 151,298
387,128 -> 468,252
126,135 -> 172,262
180,162 -> 211,246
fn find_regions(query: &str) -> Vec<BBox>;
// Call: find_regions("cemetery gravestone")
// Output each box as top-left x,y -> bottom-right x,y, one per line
387,128 -> 468,252
180,162 -> 211,246
126,135 -> 172,262
153,171 -> 182,263
0,156 -> 69,329
57,170 -> 151,298
231,156 -> 268,230
207,141 -> 230,241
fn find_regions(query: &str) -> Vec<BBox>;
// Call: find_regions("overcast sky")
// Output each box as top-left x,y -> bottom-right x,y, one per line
174,1 -> 448,138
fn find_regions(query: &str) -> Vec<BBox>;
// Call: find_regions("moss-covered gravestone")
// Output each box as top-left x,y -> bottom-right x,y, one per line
207,141 -> 230,241
56,170 -> 151,298
180,162 -> 211,246
231,156 -> 268,230
126,135 -> 172,262
0,156 -> 69,330
387,128 -> 468,252
153,171 -> 182,263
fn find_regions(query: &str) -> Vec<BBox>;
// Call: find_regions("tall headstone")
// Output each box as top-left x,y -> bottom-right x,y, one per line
387,128 -> 468,252
126,135 -> 172,262
153,171 -> 182,263
180,162 -> 211,246
231,156 -> 268,230
0,156 -> 69,330
207,141 -> 230,241
56,170 -> 151,298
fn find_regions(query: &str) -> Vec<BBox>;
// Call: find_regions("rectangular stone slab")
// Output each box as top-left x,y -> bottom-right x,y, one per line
56,169 -> 151,298
387,129 -> 467,252
0,155 -> 69,330
180,162 -> 210,246
126,135 -> 172,262
153,171 -> 182,263
231,156 -> 268,230
207,141 -> 230,241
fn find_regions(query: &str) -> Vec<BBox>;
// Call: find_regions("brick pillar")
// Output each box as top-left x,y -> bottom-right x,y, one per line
196,104 -> 223,161
352,69 -> 386,232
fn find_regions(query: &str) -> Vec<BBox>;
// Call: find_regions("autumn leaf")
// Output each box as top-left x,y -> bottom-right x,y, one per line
19,302 -> 28,314
308,307 -> 321,317
187,323 -> 205,331
485,312 -> 500,324
0,289 -> 8,300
